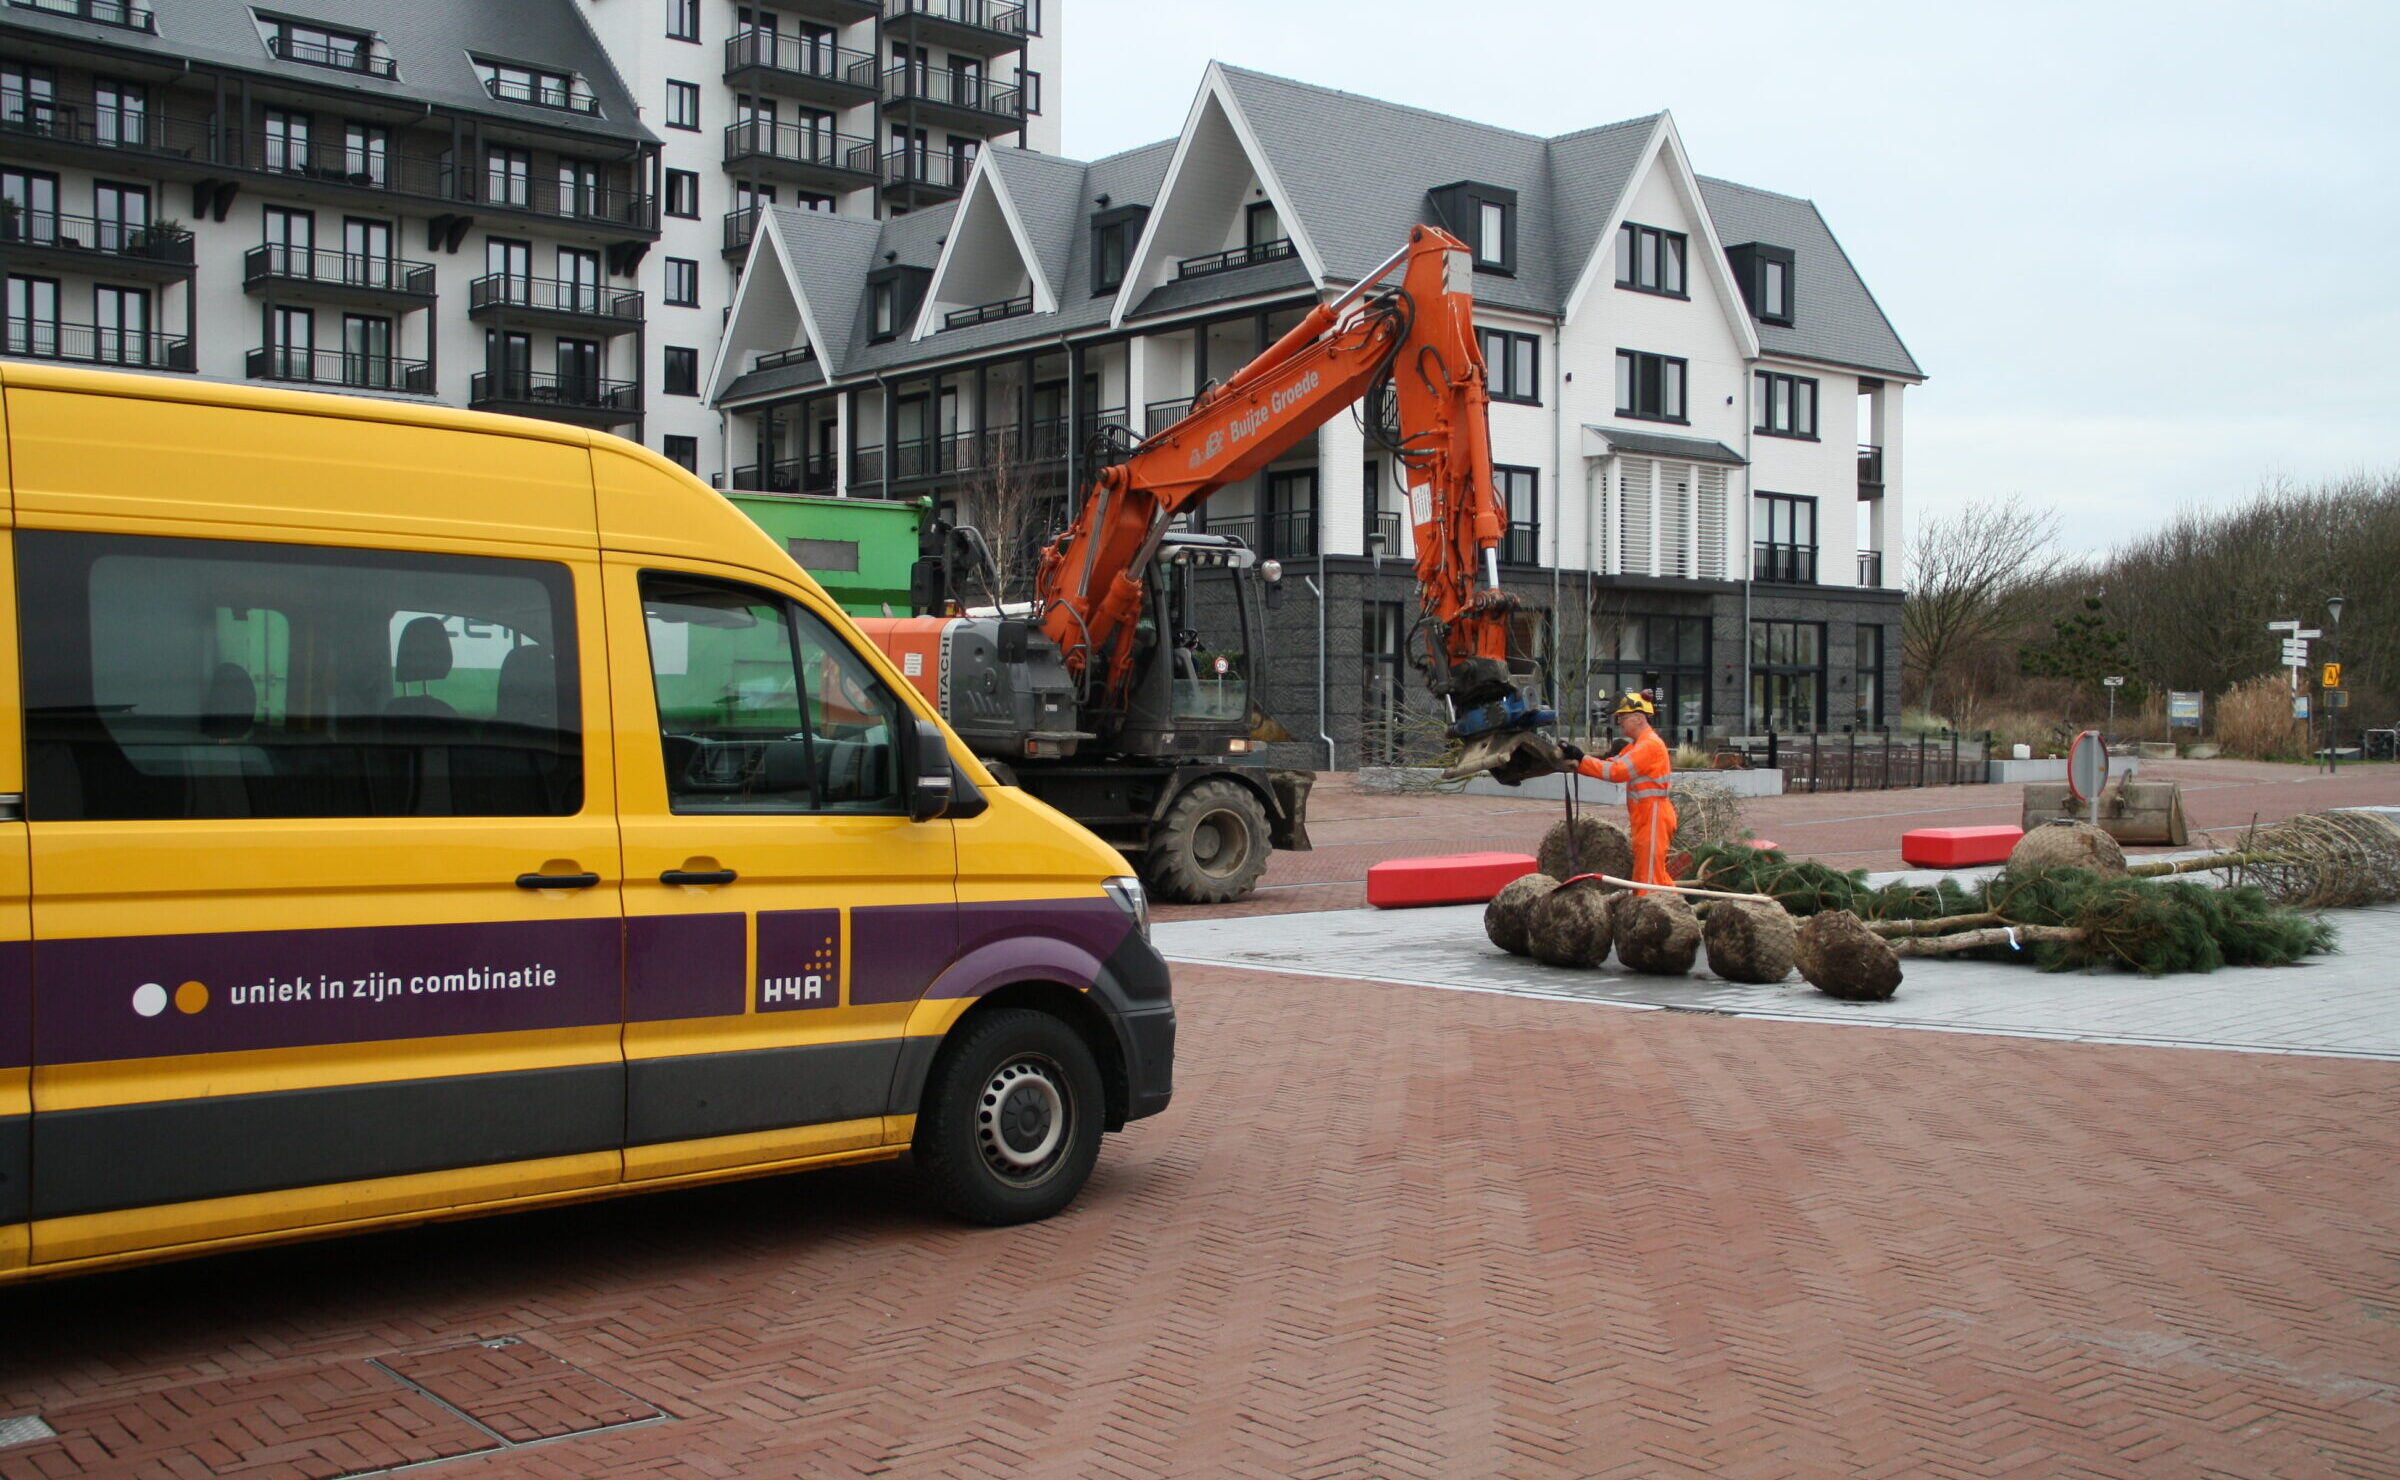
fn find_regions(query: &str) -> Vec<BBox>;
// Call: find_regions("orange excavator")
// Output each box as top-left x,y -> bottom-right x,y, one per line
859,226 -> 1558,902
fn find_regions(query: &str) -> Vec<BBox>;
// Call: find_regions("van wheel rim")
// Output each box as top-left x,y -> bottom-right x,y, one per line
978,1056 -> 1067,1181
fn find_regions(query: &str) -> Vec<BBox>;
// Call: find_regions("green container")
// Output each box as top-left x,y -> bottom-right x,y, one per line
725,492 -> 925,616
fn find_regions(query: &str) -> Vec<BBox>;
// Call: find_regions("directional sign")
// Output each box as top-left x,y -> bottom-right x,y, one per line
2102,676 -> 2125,688
2268,620 -> 2301,631
2282,643 -> 2310,666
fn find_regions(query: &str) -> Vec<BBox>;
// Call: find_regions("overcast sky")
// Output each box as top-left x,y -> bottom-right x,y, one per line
1062,1 -> 2399,559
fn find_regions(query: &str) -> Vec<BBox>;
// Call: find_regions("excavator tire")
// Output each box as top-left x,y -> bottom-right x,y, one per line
1143,778 -> 1272,904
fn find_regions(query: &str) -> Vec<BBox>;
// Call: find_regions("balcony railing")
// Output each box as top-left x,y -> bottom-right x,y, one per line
850,445 -> 886,484
1752,542 -> 1818,583
483,75 -> 599,114
726,30 -> 878,90
881,65 -> 1023,120
1,208 -> 194,264
1202,509 -> 1316,559
725,119 -> 877,175
724,205 -> 766,254
1144,396 -> 1193,434
242,245 -> 433,295
942,294 -> 1031,330
732,454 -> 837,494
246,346 -> 431,394
754,344 -> 817,371
880,147 -> 970,192
1858,443 -> 1884,493
268,32 -> 395,78
883,0 -> 1029,40
1501,521 -> 1540,566
1365,508 -> 1401,553
1176,238 -> 1296,279
7,0 -> 153,31
468,273 -> 643,320
0,102 -> 206,159
470,370 -> 640,414
2,318 -> 191,370
1857,550 -> 1884,588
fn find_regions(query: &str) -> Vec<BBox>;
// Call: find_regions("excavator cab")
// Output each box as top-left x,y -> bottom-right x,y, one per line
1113,531 -> 1272,759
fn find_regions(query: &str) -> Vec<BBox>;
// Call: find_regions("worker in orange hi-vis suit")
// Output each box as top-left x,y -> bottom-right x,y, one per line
1553,693 -> 1680,889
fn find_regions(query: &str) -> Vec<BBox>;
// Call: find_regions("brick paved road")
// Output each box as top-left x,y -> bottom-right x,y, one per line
5,966 -> 2398,1478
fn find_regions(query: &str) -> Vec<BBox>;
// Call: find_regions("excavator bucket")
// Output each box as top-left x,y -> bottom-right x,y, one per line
1444,726 -> 1564,785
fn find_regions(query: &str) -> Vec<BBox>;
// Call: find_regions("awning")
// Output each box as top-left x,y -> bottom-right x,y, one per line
1580,425 -> 1747,466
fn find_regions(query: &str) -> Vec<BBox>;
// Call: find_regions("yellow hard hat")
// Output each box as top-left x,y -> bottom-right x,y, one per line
1613,691 -> 1657,716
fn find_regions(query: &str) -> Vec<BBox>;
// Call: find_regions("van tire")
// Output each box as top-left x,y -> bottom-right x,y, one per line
914,1008 -> 1105,1225
1143,778 -> 1270,903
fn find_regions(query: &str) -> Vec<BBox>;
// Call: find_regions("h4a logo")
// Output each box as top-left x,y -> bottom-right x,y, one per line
759,909 -> 841,1011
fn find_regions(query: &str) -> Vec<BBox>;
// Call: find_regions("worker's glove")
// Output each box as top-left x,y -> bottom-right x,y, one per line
1603,736 -> 1633,760
1554,742 -> 1584,765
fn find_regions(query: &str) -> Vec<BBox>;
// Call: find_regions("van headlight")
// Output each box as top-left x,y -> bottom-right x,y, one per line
1102,876 -> 1149,938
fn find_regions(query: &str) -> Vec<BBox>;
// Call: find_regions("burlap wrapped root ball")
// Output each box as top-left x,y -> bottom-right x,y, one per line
1483,873 -> 1561,956
1612,890 -> 1701,976
1701,897 -> 1798,984
2009,819 -> 2126,876
1527,880 -> 1616,968
1795,909 -> 1903,1001
1538,816 -> 1633,882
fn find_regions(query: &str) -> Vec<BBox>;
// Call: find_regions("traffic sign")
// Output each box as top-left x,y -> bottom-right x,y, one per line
2102,676 -> 2125,688
2067,729 -> 2108,804
1212,655 -> 1230,675
2268,620 -> 2301,631
2327,688 -> 2349,710
2322,662 -> 2342,689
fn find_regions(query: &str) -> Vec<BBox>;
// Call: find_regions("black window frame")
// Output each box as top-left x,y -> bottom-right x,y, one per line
1751,491 -> 1818,584
664,256 -> 699,307
1854,622 -> 1885,731
664,168 -> 700,219
1493,464 -> 1539,565
1753,370 -> 1819,440
1614,349 -> 1687,424
1479,326 -> 1540,405
663,433 -> 699,472
1726,242 -> 1797,326
1750,619 -> 1827,733
662,345 -> 699,396
1090,202 -> 1146,296
665,0 -> 699,41
1590,611 -> 1712,735
1614,222 -> 1688,297
1428,180 -> 1516,276
1017,66 -> 1041,115
665,78 -> 701,130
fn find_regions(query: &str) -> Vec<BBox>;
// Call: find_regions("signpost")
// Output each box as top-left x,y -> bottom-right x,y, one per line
2067,728 -> 2107,827
2102,675 -> 2124,728
2167,691 -> 2203,729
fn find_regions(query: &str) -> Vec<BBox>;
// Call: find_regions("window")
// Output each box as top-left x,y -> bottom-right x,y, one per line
3,170 -> 59,247
92,180 -> 148,252
1430,181 -> 1516,274
557,246 -> 601,313
1261,468 -> 1317,559
556,338 -> 601,399
1750,620 -> 1826,733
556,158 -> 601,220
1089,203 -> 1146,296
20,531 -> 582,820
869,280 -> 896,340
343,218 -> 393,287
1753,371 -> 1819,439
663,434 -> 698,472
1614,223 -> 1687,296
479,60 -> 589,112
1363,459 -> 1399,552
1591,613 -> 1711,735
486,146 -> 531,208
1479,327 -> 1539,404
1614,350 -> 1686,422
665,169 -> 700,218
263,205 -> 313,275
666,0 -> 698,41
93,284 -> 148,365
93,78 -> 145,147
664,346 -> 699,396
1752,491 -> 1817,583
343,121 -> 388,185
1,63 -> 56,132
269,304 -> 315,378
1727,243 -> 1798,326
665,257 -> 699,306
265,18 -> 381,76
1855,623 -> 1885,731
1494,465 -> 1538,564
1762,258 -> 1791,320
4,274 -> 61,358
263,108 -> 311,174
1018,67 -> 1041,114
341,312 -> 394,388
666,79 -> 701,129
638,574 -> 904,814
1246,200 -> 1281,249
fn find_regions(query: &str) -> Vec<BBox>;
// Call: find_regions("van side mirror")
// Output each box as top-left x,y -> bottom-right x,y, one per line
907,718 -> 954,822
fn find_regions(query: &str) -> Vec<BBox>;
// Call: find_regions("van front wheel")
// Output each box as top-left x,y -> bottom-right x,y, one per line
914,1009 -> 1105,1224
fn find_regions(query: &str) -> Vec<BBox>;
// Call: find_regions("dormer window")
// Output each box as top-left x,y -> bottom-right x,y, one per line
1090,202 -> 1148,295
475,58 -> 597,115
1615,223 -> 1686,297
1428,181 -> 1516,275
870,281 -> 895,339
1245,200 -> 1281,250
259,14 -> 391,77
1726,242 -> 1797,326
865,263 -> 930,342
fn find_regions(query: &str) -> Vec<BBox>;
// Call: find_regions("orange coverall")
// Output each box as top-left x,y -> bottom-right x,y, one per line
1575,729 -> 1679,888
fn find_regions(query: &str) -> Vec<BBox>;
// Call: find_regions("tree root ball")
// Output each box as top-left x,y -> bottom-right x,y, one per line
1612,891 -> 1701,976
1483,873 -> 1561,956
1702,898 -> 1798,984
2009,819 -> 2127,876
1538,816 -> 1633,882
1795,909 -> 1903,1001
1527,881 -> 1616,968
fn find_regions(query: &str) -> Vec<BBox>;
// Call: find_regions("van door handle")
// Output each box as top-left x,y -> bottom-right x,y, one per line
660,868 -> 737,886
516,872 -> 602,890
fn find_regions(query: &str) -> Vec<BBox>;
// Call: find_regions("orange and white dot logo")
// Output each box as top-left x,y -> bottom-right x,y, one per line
132,980 -> 210,1017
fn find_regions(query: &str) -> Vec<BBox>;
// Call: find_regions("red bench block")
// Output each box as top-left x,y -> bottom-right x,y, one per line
1900,825 -> 2024,868
1367,851 -> 1539,908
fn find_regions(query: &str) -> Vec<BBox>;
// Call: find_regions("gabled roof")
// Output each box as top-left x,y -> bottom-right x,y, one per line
910,151 -> 1062,338
987,148 -> 1091,302
1698,178 -> 1924,381
1545,114 -> 1663,308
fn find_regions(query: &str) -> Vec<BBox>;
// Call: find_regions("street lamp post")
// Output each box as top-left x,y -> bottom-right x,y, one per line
2327,595 -> 2345,774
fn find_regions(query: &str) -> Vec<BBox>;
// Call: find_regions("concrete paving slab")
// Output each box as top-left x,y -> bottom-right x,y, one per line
1154,899 -> 2400,1061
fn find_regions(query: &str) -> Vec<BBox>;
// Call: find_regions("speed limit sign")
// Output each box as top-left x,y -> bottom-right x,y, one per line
1212,655 -> 1229,675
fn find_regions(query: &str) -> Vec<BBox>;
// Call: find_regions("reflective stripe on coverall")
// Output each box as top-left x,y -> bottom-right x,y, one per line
1574,729 -> 1679,888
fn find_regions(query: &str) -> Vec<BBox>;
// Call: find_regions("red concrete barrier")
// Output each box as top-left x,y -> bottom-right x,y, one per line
1366,851 -> 1539,908
1901,825 -> 2024,868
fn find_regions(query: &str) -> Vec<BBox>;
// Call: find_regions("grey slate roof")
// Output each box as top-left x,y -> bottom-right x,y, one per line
1584,427 -> 1748,466
986,148 -> 1090,306
1698,177 -> 1922,380
765,207 -> 884,378
1,0 -> 653,145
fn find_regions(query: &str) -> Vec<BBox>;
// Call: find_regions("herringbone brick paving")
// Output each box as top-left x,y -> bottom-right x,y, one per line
4,965 -> 2397,1478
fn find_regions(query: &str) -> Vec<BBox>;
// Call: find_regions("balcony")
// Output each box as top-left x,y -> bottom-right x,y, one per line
1203,509 -> 1315,560
941,294 -> 1031,330
724,31 -> 878,107
267,32 -> 395,78
1501,521 -> 1540,565
723,205 -> 766,257
1176,238 -> 1297,280
0,103 -> 210,174
731,453 -> 837,495
0,210 -> 194,279
1,319 -> 191,370
1365,508 -> 1401,554
468,273 -> 643,335
880,65 -> 1024,132
483,75 -> 598,115
1858,443 -> 1884,495
242,245 -> 433,304
1144,397 -> 1193,435
881,0 -> 1030,55
1857,550 -> 1884,588
6,0 -> 153,31
724,120 -> 877,194
1752,542 -> 1818,584
878,147 -> 971,200
469,370 -> 640,427
246,346 -> 431,395
755,345 -> 817,371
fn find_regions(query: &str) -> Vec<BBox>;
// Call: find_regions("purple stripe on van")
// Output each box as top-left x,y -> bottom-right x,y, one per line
628,912 -> 746,1022
922,898 -> 1130,1002
34,918 -> 621,1066
848,903 -> 958,1006
0,942 -> 28,1071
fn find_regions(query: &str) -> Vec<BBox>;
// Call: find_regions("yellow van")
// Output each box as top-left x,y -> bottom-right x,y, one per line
0,364 -> 1172,1281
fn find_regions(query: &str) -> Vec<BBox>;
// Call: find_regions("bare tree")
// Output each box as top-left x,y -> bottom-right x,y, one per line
1902,496 -> 2063,722
949,429 -> 1066,607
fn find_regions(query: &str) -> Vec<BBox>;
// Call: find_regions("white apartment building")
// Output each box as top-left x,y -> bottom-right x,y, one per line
0,0 -> 1059,469
710,64 -> 1924,764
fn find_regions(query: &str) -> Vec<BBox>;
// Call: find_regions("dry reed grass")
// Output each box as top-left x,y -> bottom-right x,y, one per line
2214,673 -> 2308,760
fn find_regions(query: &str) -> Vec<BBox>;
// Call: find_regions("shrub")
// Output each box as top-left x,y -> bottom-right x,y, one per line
2214,674 -> 2307,761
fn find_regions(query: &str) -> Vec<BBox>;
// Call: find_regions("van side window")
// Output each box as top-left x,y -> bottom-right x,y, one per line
18,531 -> 582,821
641,574 -> 903,814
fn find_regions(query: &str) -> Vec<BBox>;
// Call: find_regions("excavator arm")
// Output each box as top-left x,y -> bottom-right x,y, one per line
1036,226 -> 1554,768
